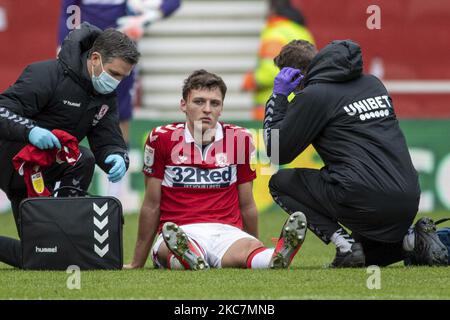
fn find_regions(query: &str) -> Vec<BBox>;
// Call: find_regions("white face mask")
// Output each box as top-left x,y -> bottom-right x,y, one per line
91,55 -> 120,94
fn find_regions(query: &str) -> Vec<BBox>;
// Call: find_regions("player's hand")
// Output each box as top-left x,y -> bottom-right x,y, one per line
105,154 -> 126,183
123,263 -> 139,270
28,127 -> 61,150
273,67 -> 304,96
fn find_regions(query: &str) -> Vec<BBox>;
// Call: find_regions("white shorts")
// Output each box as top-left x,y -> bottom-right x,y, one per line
151,223 -> 257,268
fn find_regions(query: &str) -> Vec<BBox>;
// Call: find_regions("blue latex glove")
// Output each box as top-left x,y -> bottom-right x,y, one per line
28,127 -> 61,150
273,67 -> 304,96
105,154 -> 126,183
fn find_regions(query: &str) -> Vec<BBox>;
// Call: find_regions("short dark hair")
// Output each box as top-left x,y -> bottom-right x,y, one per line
274,40 -> 317,73
182,70 -> 227,101
89,28 -> 140,65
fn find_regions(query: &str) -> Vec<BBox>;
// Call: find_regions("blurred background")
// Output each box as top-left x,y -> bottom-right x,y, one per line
0,0 -> 449,216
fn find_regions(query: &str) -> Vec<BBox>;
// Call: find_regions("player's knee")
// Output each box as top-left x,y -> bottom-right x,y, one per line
269,168 -> 296,195
77,147 -> 95,170
269,170 -> 286,194
222,238 -> 264,268
243,240 -> 265,260
268,174 -> 278,193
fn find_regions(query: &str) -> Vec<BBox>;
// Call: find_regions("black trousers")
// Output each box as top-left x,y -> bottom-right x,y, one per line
0,145 -> 95,268
269,168 -> 417,267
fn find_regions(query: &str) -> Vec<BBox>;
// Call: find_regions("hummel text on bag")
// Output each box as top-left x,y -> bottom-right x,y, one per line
35,246 -> 58,253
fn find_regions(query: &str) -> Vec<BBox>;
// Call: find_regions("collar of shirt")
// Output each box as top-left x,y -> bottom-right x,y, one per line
183,122 -> 224,145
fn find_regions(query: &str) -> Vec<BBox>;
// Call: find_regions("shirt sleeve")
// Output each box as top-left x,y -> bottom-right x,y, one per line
142,128 -> 166,180
236,130 -> 257,184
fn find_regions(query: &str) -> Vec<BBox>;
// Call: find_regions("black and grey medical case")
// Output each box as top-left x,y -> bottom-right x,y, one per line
19,187 -> 124,270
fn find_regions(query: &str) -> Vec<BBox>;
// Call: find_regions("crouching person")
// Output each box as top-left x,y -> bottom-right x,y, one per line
0,23 -> 138,268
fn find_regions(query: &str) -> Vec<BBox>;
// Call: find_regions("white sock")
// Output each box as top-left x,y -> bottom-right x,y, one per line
403,227 -> 415,252
330,228 -> 355,253
248,248 -> 275,269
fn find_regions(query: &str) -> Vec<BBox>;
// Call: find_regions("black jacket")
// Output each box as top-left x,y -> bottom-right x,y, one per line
0,23 -> 129,182
264,40 -> 420,204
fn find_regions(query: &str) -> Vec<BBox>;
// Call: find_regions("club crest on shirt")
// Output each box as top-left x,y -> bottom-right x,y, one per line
92,104 -> 109,126
215,153 -> 228,167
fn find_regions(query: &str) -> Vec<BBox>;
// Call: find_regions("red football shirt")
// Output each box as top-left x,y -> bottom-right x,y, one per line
142,122 -> 256,231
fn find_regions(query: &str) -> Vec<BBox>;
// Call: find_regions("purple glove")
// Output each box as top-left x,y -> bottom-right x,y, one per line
273,67 -> 304,96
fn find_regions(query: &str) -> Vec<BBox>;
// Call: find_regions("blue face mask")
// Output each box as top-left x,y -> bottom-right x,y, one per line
91,56 -> 120,94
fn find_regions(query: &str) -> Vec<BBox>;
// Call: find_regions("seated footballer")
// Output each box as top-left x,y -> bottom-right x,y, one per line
124,70 -> 307,270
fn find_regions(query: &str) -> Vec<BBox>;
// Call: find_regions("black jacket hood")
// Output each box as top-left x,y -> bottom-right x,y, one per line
305,40 -> 363,86
58,22 -> 102,88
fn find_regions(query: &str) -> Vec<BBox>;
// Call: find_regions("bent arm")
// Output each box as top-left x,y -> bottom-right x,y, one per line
263,89 -> 329,165
238,181 -> 259,238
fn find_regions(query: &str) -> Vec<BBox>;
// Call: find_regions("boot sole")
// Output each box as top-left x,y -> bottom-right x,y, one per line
162,222 -> 209,271
270,212 -> 307,269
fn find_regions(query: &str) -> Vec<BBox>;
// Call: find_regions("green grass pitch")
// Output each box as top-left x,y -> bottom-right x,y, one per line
0,210 -> 449,300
